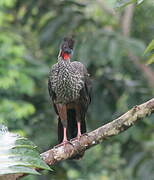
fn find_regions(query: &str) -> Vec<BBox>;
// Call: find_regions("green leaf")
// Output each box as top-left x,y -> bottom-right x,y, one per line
115,0 -> 144,9
144,39 -> 154,55
115,0 -> 135,9
137,0 -> 144,5
146,54 -> 154,65
0,100 -> 36,120
0,125 -> 51,175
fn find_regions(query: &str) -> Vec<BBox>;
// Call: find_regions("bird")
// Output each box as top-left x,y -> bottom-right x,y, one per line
48,37 -> 91,158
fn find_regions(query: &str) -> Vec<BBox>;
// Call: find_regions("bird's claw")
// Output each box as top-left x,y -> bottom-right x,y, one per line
61,140 -> 69,146
77,134 -> 81,141
55,140 -> 73,148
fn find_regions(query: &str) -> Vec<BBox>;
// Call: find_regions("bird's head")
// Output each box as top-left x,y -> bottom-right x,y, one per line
59,37 -> 74,60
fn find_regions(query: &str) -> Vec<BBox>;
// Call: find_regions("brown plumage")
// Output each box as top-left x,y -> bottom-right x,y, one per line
48,37 -> 91,159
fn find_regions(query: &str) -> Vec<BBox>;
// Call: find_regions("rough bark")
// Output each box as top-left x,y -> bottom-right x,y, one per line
2,98 -> 154,180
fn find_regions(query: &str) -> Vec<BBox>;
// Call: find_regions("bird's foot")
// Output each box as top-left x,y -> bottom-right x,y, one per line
77,133 -> 82,141
59,140 -> 74,155
61,140 -> 69,146
55,140 -> 73,148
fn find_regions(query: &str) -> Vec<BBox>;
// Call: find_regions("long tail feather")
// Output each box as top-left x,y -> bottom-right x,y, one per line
67,109 -> 77,139
67,109 -> 86,160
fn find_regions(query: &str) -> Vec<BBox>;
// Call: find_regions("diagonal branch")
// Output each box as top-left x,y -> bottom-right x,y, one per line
41,98 -> 154,165
3,98 -> 154,180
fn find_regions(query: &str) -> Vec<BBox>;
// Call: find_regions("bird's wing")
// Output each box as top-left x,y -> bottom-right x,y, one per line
68,61 -> 91,159
71,61 -> 91,108
48,64 -> 59,115
48,64 -> 65,143
71,61 -> 92,122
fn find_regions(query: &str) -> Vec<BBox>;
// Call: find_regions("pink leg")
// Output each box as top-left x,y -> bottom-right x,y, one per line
55,127 -> 69,148
56,104 -> 68,145
62,127 -> 68,143
77,122 -> 82,139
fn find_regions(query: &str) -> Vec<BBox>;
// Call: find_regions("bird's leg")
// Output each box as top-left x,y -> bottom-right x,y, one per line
57,104 -> 69,146
62,127 -> 68,145
77,121 -> 82,140
75,105 -> 82,140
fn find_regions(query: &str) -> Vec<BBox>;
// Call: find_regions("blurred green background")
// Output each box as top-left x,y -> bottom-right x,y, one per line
0,0 -> 154,179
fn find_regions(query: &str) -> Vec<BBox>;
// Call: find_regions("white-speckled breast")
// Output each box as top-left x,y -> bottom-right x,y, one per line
49,60 -> 84,104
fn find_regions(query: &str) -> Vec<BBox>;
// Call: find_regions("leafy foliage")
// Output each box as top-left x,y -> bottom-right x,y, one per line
144,40 -> 154,54
0,31 -> 36,125
144,39 -> 154,65
115,0 -> 144,9
0,125 -> 51,175
0,0 -> 154,179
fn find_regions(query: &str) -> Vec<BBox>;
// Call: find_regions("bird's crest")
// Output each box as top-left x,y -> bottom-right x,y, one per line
60,37 -> 75,51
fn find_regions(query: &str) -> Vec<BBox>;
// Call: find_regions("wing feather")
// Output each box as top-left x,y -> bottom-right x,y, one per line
48,64 -> 59,115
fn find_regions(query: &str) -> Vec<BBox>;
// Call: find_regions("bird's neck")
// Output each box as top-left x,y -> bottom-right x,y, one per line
61,52 -> 71,60
58,50 -> 71,62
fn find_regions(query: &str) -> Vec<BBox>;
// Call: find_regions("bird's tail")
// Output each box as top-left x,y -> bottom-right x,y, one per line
67,109 -> 86,160
57,110 -> 78,143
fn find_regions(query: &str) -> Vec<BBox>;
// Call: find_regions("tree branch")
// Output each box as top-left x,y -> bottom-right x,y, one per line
2,98 -> 154,180
41,98 -> 154,165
